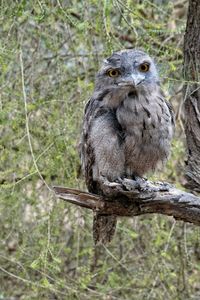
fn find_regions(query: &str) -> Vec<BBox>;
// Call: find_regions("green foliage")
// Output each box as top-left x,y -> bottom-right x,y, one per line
1,0 -> 199,299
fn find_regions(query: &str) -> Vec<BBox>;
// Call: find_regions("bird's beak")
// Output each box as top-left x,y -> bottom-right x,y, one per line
131,74 -> 145,86
118,74 -> 145,87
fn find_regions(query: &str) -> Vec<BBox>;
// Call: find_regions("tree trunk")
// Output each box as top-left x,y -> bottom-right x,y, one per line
183,0 -> 200,191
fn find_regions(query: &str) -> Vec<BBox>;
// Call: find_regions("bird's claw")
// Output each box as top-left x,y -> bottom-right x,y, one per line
99,176 -> 123,196
136,179 -> 170,193
99,175 -> 170,197
120,177 -> 170,193
152,181 -> 171,192
119,178 -> 140,191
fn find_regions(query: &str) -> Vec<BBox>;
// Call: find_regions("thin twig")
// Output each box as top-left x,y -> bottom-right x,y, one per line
20,49 -> 51,191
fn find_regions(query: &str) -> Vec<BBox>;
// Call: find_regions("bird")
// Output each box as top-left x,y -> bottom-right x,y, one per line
80,49 -> 174,244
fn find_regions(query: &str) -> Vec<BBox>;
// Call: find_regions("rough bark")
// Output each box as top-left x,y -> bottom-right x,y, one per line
183,0 -> 200,191
53,182 -> 200,226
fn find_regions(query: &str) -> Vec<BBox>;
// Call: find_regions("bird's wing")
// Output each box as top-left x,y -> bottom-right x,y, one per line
159,89 -> 175,127
80,98 -> 100,193
165,99 -> 175,127
81,96 -> 116,194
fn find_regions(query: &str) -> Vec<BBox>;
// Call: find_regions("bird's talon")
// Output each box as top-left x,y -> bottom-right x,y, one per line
103,181 -> 121,188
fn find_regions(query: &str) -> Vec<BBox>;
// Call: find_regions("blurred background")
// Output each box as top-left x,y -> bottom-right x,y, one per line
1,0 -> 200,299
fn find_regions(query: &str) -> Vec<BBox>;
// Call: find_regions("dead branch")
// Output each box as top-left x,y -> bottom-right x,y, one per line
53,181 -> 200,226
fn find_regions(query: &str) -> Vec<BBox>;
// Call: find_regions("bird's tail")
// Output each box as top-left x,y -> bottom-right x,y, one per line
93,213 -> 117,244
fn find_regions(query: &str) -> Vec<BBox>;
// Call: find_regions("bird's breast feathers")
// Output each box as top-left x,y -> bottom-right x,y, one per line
81,87 -> 174,181
115,93 -> 174,175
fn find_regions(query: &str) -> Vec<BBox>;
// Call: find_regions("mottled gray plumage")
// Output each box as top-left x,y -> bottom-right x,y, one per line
80,49 -> 174,244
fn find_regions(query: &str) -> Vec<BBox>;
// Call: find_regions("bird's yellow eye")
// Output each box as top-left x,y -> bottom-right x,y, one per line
139,63 -> 150,72
107,69 -> 120,77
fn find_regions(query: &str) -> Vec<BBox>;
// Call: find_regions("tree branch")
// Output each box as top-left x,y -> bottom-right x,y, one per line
53,181 -> 200,226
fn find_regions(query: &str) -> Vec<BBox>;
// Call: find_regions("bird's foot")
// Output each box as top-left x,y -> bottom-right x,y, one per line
120,176 -> 170,193
99,175 -> 170,197
101,176 -> 122,188
118,177 -> 141,191
99,176 -> 123,196
151,181 -> 172,192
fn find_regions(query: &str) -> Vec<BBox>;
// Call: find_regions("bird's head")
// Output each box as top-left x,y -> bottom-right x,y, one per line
95,49 -> 159,96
